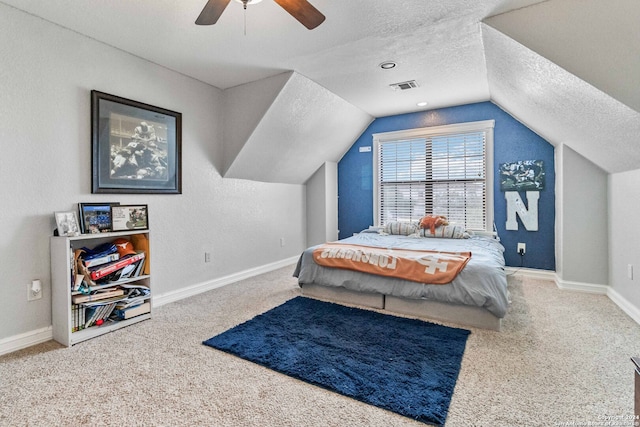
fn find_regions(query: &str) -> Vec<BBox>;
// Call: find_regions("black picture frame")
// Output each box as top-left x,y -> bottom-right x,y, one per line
78,202 -> 119,234
499,160 -> 545,192
111,204 -> 149,232
91,90 -> 182,194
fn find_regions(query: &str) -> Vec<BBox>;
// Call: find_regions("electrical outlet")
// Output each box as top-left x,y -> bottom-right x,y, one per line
628,264 -> 634,280
280,237 -> 285,247
27,281 -> 42,301
517,243 -> 526,255
204,252 -> 211,263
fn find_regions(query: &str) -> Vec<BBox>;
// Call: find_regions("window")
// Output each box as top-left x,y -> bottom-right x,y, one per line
373,120 -> 494,231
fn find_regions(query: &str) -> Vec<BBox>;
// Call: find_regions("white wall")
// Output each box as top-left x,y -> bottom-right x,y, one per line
0,4 -> 306,342
306,162 -> 338,246
609,169 -> 640,309
557,145 -> 608,285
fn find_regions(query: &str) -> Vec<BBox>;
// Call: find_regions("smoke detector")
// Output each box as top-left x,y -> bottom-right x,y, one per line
389,80 -> 419,91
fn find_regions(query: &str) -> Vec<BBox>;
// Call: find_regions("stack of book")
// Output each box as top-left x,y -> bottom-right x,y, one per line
70,238 -> 150,333
73,251 -> 146,291
83,301 -> 118,329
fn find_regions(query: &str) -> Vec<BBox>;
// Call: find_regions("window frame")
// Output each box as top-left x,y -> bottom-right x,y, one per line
372,120 -> 494,231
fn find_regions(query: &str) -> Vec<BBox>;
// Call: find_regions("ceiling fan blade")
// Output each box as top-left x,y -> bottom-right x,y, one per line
273,0 -> 326,30
195,0 -> 232,25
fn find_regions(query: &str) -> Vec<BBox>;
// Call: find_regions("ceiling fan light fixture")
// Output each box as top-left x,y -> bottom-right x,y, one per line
233,0 -> 263,4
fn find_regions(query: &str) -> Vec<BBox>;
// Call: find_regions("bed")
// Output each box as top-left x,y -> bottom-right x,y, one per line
293,226 -> 509,331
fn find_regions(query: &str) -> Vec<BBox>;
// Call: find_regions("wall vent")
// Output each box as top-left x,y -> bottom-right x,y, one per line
389,80 -> 419,91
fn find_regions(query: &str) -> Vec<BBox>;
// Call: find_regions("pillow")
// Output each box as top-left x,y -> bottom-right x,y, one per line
359,226 -> 383,234
420,224 -> 470,239
381,221 -> 419,236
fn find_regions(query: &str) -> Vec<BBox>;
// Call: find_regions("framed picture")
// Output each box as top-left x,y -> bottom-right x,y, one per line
111,205 -> 149,232
91,90 -> 182,194
499,160 -> 545,192
55,211 -> 81,237
78,202 -> 119,234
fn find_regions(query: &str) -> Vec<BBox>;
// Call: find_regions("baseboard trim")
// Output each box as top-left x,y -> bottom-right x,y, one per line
508,269 -> 640,326
153,256 -> 299,307
5,260 -> 639,353
505,267 -> 609,295
607,287 -> 640,326
505,267 -> 556,281
0,256 -> 299,356
554,276 -> 608,295
0,326 -> 53,357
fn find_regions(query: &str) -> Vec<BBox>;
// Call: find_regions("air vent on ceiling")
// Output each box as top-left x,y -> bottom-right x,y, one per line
389,80 -> 419,91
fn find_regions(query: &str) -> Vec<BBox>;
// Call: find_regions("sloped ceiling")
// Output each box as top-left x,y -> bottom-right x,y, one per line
483,1 -> 640,174
0,0 -> 542,118
2,0 -> 639,177
223,71 -> 372,183
484,0 -> 640,113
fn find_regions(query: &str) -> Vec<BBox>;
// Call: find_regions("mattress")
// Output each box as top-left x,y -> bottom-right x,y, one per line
293,231 -> 509,318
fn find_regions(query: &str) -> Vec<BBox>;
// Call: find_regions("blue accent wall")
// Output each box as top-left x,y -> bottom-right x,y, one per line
338,101 -> 555,270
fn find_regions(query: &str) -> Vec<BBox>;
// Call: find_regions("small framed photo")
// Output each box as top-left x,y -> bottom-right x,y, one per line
78,202 -> 119,234
91,90 -> 181,194
111,205 -> 149,232
55,211 -> 81,237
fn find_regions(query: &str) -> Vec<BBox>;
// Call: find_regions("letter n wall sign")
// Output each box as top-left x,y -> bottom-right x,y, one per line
505,191 -> 539,231
499,160 -> 544,232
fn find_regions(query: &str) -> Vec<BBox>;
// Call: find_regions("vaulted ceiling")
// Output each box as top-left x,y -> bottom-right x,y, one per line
3,0 -> 638,182
484,0 -> 640,174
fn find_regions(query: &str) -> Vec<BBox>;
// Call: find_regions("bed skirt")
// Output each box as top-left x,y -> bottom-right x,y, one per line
300,283 -> 502,331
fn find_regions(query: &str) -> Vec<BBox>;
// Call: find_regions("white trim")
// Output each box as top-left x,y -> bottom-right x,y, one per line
0,326 -> 52,356
0,256 -> 299,356
510,268 -> 609,294
153,256 -> 299,307
506,268 -> 609,295
554,275 -> 608,294
372,120 -> 495,230
505,267 -> 556,281
6,262 -> 639,354
509,269 -> 640,327
556,280 -> 609,294
607,287 -> 640,326
372,120 -> 496,142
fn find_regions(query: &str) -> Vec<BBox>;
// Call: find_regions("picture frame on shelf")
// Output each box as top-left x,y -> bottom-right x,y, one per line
78,202 -> 119,234
55,211 -> 81,237
91,90 -> 182,194
111,205 -> 149,232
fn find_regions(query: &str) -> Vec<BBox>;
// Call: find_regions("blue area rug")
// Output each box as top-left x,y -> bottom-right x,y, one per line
203,297 -> 470,426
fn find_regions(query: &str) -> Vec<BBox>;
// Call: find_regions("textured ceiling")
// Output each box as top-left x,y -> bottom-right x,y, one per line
485,0 -> 640,113
0,0 -> 542,117
482,24 -> 640,174
483,0 -> 640,174
223,72 -> 373,183
3,0 -> 639,175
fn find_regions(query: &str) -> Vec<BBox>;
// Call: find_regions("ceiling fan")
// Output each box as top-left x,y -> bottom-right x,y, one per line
196,0 -> 325,30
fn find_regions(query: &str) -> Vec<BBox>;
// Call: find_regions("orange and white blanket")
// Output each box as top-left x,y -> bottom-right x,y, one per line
313,243 -> 471,285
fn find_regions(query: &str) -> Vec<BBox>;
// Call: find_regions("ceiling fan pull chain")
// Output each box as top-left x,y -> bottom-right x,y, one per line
243,0 -> 248,36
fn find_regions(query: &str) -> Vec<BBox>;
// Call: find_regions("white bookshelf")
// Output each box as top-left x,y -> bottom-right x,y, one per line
51,230 -> 151,347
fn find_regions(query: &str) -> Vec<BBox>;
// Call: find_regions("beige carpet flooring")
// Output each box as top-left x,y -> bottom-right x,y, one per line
1,266 -> 640,426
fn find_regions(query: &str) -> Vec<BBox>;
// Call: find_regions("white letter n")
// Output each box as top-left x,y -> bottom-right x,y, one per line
505,191 -> 539,231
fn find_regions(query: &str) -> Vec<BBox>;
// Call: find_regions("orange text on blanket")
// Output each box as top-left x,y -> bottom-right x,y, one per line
313,243 -> 471,285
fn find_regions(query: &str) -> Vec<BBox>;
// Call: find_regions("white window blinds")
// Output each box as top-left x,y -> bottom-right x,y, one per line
374,121 -> 493,231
